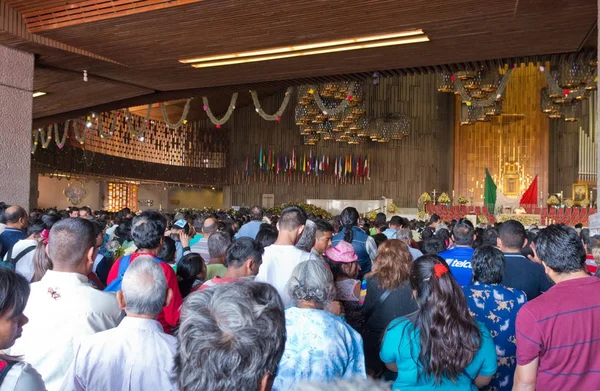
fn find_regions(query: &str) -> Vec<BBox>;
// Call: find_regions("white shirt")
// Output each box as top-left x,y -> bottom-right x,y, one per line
3,239 -> 38,282
60,317 -> 177,391
9,271 -> 124,391
255,245 -> 311,307
0,361 -> 46,391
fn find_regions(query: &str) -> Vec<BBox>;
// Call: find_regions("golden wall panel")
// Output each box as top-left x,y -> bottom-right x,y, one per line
453,63 -> 550,203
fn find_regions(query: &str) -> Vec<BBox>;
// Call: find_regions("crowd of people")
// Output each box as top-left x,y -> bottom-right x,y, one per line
0,201 -> 598,391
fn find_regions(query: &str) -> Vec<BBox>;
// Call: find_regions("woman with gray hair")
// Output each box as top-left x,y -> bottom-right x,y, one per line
273,260 -> 366,391
295,219 -> 317,254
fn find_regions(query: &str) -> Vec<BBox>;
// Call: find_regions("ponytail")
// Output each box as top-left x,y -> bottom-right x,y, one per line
340,207 -> 359,244
343,224 -> 354,243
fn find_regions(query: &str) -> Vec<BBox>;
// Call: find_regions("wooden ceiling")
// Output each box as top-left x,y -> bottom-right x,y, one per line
0,0 -> 596,123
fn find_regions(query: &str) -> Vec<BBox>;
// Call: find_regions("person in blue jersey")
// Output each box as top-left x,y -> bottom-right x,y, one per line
439,219 -> 475,286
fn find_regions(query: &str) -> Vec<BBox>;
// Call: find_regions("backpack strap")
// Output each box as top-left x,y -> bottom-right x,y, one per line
0,360 -> 18,385
364,288 -> 393,323
6,245 -> 36,267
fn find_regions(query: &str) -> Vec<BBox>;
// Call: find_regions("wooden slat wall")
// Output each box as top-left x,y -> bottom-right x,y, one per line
548,90 -> 598,194
228,73 -> 454,207
453,63 -> 549,202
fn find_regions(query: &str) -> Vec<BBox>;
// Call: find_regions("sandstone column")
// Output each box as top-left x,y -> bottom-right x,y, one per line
0,45 -> 34,210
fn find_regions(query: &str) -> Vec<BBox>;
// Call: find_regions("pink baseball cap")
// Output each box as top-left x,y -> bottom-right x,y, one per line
325,241 -> 358,263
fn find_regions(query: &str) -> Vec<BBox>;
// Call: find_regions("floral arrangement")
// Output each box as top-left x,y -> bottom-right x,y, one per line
438,192 -> 451,204
266,202 -> 332,219
546,195 -> 560,206
105,239 -> 124,261
387,203 -> 398,214
366,210 -> 378,221
457,195 -> 469,205
419,192 -> 432,203
417,211 -> 428,220
581,199 -> 590,207
476,215 -> 489,224
174,207 -> 245,217
564,199 -> 574,208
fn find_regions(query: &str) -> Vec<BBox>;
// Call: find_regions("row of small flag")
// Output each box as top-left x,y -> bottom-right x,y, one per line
244,148 -> 371,178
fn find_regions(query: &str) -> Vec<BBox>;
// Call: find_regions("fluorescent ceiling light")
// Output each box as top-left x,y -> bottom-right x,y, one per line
32,91 -> 46,98
188,35 -> 430,69
180,29 -> 427,66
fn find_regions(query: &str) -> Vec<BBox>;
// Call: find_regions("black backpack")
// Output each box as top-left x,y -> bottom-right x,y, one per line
3,245 -> 36,269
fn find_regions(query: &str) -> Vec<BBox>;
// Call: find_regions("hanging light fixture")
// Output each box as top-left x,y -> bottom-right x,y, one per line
459,104 -> 476,125
437,73 -> 454,93
559,60 -> 585,89
563,101 -> 582,122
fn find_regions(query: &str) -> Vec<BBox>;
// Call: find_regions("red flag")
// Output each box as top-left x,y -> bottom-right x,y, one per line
520,175 -> 538,207
358,154 -> 363,177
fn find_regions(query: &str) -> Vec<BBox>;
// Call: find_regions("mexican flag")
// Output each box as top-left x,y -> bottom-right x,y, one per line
484,168 -> 497,213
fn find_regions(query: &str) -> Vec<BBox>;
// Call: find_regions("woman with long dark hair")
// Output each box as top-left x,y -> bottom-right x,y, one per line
332,207 -> 376,279
380,254 -> 497,390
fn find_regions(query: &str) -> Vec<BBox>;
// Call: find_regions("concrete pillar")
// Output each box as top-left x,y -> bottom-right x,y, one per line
0,45 -> 34,210
222,186 -> 232,208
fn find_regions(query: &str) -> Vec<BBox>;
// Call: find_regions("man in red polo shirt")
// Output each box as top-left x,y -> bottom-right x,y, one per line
513,224 -> 600,390
106,211 -> 182,334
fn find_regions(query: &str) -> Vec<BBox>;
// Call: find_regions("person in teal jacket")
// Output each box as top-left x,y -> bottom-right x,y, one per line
380,254 -> 497,391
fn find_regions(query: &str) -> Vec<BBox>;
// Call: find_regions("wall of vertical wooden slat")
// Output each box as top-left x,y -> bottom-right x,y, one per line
548,90 -> 597,195
228,73 -> 454,208
453,63 -> 550,203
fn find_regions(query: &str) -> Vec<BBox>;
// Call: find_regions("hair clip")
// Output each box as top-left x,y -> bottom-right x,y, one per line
433,263 -> 449,278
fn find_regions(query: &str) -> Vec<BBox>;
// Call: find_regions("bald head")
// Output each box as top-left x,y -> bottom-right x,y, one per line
203,218 -> 218,236
4,205 -> 27,229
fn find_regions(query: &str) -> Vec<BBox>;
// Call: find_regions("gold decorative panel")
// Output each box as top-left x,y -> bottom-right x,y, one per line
107,182 -> 138,212
453,63 -> 550,202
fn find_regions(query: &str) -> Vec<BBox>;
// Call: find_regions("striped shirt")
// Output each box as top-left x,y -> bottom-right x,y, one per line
515,276 -> 600,390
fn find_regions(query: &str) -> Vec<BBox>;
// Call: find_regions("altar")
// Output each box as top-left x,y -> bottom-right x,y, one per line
496,214 -> 542,226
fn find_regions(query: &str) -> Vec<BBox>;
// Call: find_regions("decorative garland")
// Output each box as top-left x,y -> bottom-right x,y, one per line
202,93 -> 238,128
311,83 -> 357,115
161,99 -> 192,129
97,112 -> 117,139
55,121 -> 69,149
31,130 -> 39,154
250,87 -> 293,121
73,119 -> 87,144
453,68 -> 513,107
39,125 -> 54,149
125,105 -> 151,138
